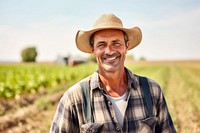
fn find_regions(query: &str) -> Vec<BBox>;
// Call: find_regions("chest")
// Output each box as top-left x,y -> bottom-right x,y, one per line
91,90 -> 151,132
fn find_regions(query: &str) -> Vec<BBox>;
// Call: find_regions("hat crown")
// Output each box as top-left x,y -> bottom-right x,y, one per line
76,13 -> 142,53
93,14 -> 123,29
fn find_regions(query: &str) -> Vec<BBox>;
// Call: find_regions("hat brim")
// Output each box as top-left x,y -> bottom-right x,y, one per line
76,26 -> 142,53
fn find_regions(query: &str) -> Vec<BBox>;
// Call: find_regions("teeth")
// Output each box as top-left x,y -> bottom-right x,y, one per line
106,57 -> 117,61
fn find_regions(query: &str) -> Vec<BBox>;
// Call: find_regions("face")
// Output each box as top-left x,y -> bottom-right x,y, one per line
92,29 -> 129,73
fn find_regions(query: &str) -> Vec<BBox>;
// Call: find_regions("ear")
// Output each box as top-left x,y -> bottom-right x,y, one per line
124,41 -> 130,55
89,44 -> 94,53
125,41 -> 130,50
92,49 -> 96,57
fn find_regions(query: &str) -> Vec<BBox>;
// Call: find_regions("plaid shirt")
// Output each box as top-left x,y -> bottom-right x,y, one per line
50,68 -> 176,133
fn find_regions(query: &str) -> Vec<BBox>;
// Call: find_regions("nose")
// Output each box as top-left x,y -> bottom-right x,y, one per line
105,45 -> 114,54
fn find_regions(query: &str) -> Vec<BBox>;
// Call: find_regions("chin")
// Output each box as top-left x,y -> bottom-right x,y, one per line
102,65 -> 120,73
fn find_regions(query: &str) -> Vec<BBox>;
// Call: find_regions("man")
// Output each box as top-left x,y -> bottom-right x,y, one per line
50,14 -> 176,133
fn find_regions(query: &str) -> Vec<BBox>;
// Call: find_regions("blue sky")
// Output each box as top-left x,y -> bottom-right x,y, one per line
0,0 -> 200,61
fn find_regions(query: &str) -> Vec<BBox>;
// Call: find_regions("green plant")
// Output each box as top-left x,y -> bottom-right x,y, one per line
21,47 -> 37,62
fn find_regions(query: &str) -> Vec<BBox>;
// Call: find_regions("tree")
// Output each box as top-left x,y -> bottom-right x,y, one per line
21,47 -> 37,62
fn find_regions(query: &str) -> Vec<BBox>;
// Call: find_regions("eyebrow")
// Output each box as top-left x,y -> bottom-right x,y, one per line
97,39 -> 121,44
96,39 -> 122,46
112,39 -> 121,43
96,41 -> 106,45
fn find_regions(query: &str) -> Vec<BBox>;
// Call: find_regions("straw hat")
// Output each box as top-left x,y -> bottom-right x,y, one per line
75,14 -> 142,53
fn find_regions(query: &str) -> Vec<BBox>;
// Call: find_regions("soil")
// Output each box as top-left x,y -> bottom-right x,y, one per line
0,88 -> 64,133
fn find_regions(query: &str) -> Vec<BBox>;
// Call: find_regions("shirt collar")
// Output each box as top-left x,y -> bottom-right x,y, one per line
89,67 -> 139,91
124,67 -> 138,90
90,70 -> 101,91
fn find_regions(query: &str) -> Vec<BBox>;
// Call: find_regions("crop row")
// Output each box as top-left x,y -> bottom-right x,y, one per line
0,63 -> 97,99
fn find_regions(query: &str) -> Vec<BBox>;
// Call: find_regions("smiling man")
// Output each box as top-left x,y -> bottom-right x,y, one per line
50,14 -> 176,133
92,29 -> 129,98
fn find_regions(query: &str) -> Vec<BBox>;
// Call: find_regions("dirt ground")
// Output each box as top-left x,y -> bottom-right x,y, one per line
3,105 -> 57,133
0,88 -> 63,133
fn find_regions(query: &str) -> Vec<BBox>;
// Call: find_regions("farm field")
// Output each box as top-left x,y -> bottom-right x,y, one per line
0,60 -> 200,133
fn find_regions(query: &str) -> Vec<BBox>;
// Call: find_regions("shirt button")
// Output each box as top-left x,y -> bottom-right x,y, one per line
108,101 -> 112,105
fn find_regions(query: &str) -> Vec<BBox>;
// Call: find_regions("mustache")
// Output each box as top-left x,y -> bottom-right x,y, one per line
102,53 -> 120,59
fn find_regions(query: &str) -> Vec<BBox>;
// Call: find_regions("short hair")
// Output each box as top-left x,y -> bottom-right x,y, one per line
123,31 -> 128,44
89,34 -> 94,48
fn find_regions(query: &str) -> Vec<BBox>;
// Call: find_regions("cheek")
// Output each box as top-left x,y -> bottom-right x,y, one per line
93,49 -> 103,58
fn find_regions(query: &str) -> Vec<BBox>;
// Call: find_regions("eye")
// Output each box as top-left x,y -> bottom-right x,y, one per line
113,42 -> 121,47
97,43 -> 105,48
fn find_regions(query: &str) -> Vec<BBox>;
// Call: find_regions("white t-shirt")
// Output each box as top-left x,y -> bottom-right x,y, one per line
108,91 -> 128,127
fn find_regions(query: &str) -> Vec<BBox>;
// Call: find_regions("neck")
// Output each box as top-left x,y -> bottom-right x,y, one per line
99,68 -> 128,97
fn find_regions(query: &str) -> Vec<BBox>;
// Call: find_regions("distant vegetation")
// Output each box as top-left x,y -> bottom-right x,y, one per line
21,47 -> 37,62
0,63 -> 97,99
88,54 -> 97,63
126,54 -> 134,60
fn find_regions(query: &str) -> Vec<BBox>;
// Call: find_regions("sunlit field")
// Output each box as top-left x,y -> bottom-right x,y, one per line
0,60 -> 199,133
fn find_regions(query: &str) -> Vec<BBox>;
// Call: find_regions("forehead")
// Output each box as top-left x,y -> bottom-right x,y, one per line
93,29 -> 124,40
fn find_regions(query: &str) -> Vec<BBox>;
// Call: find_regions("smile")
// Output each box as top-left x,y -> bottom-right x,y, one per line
104,56 -> 119,61
102,55 -> 121,64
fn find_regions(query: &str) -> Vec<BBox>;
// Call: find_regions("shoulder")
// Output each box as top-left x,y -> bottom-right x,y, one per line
146,77 -> 163,97
139,76 -> 165,105
60,74 -> 93,106
127,68 -> 163,99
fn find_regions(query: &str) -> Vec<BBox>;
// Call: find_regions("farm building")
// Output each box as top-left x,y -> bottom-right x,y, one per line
56,55 -> 88,66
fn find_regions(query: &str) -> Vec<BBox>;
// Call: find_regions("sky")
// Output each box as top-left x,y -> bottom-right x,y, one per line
0,0 -> 200,62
